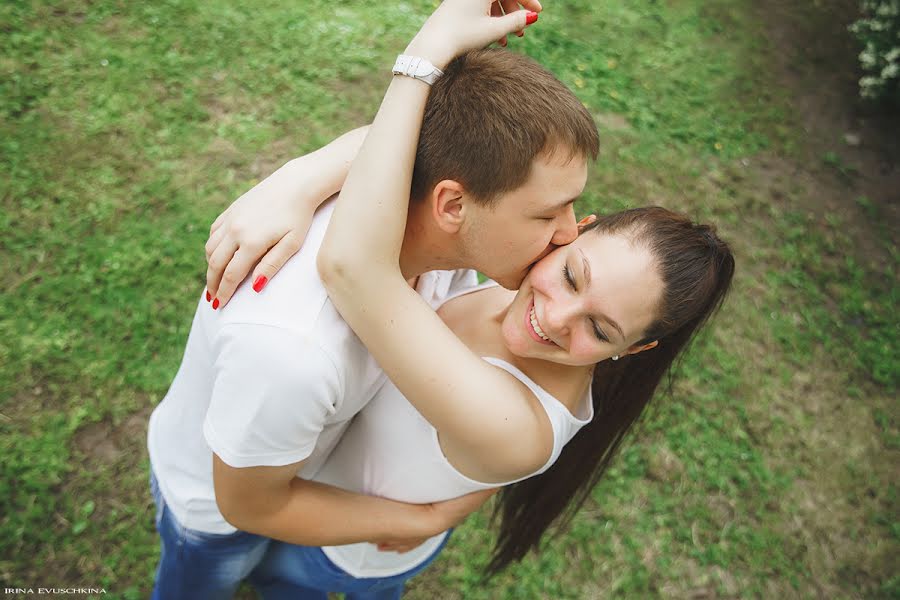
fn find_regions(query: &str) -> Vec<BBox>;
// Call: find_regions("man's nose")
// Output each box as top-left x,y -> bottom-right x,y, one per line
550,206 -> 578,246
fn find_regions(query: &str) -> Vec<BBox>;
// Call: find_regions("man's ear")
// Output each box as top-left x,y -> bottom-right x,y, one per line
430,179 -> 467,234
577,214 -> 597,233
626,340 -> 658,356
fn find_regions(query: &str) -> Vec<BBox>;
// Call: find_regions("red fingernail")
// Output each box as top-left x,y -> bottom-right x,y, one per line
212,298 -> 220,310
526,11 -> 538,25
516,31 -> 524,37
206,290 -> 212,302
252,275 -> 268,293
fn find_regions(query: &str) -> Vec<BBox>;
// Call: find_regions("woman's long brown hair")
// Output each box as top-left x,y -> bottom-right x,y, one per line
486,206 -> 736,575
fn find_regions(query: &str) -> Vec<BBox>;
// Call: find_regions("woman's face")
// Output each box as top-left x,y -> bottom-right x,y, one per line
501,230 -> 664,366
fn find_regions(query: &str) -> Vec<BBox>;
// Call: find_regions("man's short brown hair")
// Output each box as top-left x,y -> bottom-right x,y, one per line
411,49 -> 600,206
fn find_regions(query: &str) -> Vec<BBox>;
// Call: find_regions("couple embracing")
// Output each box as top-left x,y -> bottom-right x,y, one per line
147,1 -> 735,598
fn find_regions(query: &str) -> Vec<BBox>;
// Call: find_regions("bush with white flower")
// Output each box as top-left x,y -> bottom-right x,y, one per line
849,0 -> 900,102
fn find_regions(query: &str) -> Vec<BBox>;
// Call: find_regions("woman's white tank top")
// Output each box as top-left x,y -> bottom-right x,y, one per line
313,281 -> 594,578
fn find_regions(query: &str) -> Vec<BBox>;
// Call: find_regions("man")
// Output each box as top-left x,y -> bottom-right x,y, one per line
147,10 -> 599,600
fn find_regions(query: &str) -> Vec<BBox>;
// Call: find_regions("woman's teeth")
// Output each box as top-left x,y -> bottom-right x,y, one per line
530,305 -> 552,342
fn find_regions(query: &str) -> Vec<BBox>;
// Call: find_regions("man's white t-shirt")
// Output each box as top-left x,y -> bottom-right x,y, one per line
147,198 -> 477,534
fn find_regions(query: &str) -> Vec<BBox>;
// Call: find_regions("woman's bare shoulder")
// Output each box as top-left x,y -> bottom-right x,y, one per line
510,357 -> 593,417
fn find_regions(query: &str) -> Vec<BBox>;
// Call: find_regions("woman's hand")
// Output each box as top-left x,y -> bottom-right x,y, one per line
204,127 -> 368,308
205,164 -> 312,308
405,0 -> 542,70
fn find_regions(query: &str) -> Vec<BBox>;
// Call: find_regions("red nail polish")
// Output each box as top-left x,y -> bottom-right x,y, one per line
526,11 -> 538,25
252,275 -> 268,293
206,290 -> 212,302
212,298 -> 220,310
516,30 -> 524,37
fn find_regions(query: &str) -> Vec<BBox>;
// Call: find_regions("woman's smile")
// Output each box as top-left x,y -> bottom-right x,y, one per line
526,297 -> 556,346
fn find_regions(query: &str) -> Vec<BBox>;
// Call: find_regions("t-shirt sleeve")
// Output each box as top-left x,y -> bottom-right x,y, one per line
203,323 -> 343,468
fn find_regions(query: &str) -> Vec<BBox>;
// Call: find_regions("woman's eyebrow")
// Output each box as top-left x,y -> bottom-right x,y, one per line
579,248 -> 624,341
580,248 -> 592,287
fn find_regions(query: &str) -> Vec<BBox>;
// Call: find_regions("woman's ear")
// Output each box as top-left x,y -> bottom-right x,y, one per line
626,340 -> 658,356
431,179 -> 467,234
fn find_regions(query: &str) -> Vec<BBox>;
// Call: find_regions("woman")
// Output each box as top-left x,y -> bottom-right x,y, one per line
211,1 -> 734,596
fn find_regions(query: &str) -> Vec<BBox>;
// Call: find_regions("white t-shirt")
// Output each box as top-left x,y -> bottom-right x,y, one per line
313,282 -> 595,578
147,198 -> 477,534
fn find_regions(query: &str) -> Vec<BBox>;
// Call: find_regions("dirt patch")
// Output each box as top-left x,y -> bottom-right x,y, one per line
645,444 -> 685,483
72,406 -> 151,466
5,399 -> 158,588
752,0 -> 899,253
72,421 -> 121,464
770,354 -> 897,598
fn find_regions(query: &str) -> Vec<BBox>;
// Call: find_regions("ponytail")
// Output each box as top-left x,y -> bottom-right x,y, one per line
486,207 -> 735,575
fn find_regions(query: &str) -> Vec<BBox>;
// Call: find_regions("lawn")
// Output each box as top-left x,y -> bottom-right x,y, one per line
1,0 -> 897,598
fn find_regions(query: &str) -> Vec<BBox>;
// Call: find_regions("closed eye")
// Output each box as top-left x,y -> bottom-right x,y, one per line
591,320 -> 609,343
564,264 -> 609,343
563,265 -> 576,289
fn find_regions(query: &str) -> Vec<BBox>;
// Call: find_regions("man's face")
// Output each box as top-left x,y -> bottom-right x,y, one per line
460,152 -> 588,289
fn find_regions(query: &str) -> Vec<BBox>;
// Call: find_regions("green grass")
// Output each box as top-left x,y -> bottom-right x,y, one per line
2,0 -> 897,598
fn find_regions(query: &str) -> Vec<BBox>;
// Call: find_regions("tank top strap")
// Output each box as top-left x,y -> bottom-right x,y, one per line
481,357 -> 594,478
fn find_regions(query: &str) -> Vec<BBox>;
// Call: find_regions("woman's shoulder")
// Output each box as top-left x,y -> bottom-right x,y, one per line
503,357 -> 593,421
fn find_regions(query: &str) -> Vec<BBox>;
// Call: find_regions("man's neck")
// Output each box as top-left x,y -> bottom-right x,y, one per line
398,206 -> 462,279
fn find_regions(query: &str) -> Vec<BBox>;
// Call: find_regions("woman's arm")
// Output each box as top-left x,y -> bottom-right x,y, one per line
205,126 -> 369,307
318,1 -> 549,481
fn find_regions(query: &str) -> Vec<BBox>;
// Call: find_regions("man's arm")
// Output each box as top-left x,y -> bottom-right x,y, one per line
204,323 -> 493,547
213,454 -> 494,547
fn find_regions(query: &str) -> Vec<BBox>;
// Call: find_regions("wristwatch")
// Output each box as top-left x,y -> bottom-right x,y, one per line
392,54 -> 444,86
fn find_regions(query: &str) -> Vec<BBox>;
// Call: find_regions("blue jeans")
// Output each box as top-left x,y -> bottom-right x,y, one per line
249,534 -> 450,600
149,470 -> 447,599
149,470 -> 270,599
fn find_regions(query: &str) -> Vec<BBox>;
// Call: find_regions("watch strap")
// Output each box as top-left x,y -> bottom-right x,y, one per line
392,54 -> 444,86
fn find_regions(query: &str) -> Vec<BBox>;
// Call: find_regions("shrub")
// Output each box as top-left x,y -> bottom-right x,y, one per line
849,0 -> 900,102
